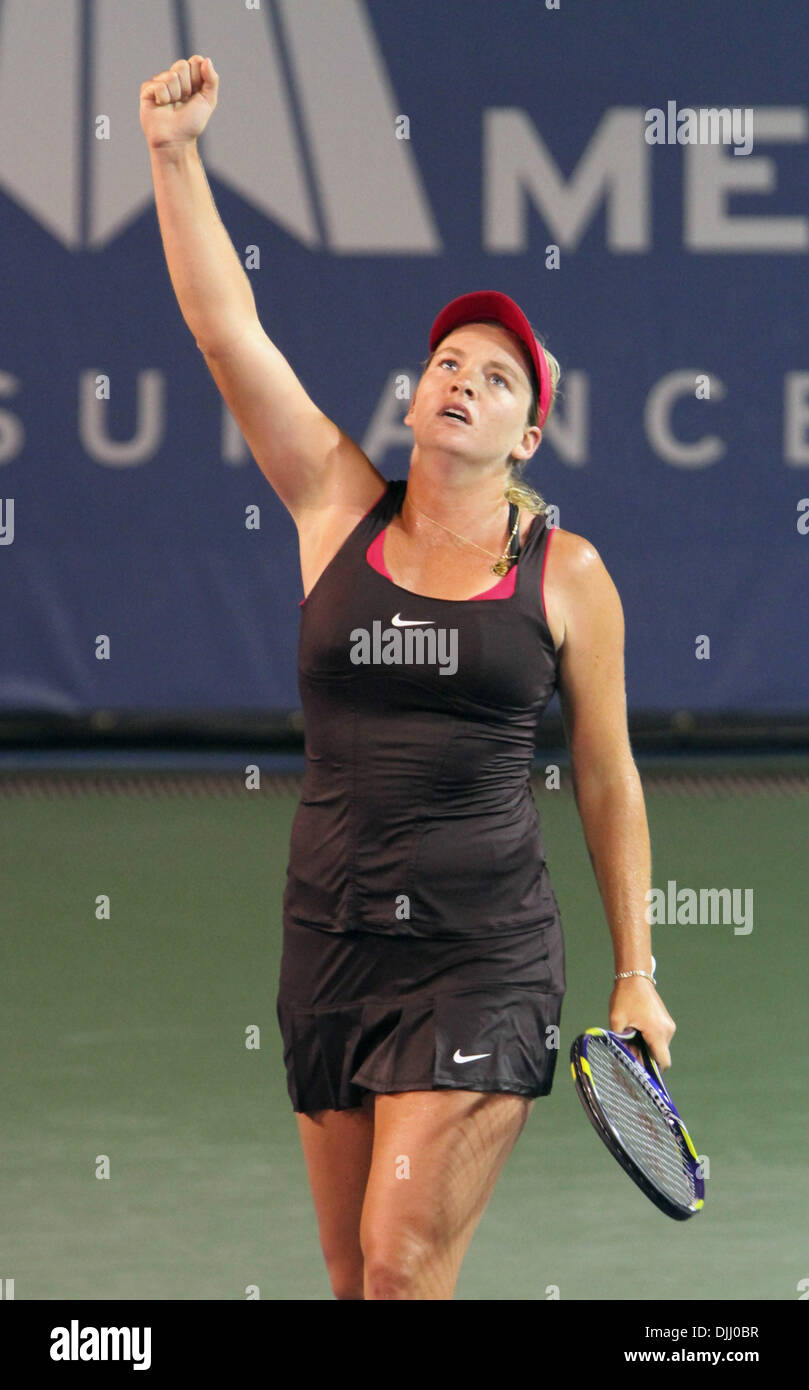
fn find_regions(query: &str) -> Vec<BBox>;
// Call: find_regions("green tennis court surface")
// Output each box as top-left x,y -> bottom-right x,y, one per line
2,759 -> 807,1300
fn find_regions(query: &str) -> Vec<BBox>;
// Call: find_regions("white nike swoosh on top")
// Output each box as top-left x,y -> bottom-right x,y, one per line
391,613 -> 435,626
453,1049 -> 492,1064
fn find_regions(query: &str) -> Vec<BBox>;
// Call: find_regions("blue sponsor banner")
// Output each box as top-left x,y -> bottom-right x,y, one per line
0,0 -> 806,715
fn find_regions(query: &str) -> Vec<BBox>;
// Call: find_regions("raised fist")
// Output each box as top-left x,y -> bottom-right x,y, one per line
140,56 -> 219,150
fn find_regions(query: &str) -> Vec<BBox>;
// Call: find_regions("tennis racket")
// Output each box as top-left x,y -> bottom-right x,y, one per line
569,1026 -> 705,1220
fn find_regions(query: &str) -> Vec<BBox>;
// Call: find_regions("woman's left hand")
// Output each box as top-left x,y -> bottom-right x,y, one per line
609,976 -> 676,1070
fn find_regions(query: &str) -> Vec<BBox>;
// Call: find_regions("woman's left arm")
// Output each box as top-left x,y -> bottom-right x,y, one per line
570,767 -> 676,1067
553,531 -> 676,1069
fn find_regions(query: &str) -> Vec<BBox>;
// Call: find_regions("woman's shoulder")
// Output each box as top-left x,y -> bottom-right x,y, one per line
545,524 -> 603,575
543,526 -> 619,655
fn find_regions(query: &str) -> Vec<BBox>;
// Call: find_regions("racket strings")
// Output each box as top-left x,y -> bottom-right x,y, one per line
587,1041 -> 697,1206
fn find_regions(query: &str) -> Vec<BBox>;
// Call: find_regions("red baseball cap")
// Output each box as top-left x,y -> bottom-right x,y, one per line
428,290 -> 552,427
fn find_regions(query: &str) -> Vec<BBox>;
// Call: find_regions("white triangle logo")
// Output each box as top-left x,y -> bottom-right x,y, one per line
0,0 -> 440,252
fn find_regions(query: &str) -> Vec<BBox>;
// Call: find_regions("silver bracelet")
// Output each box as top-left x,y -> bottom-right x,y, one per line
614,969 -> 656,985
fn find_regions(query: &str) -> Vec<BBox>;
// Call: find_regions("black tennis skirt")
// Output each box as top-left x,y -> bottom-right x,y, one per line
276,916 -> 566,1114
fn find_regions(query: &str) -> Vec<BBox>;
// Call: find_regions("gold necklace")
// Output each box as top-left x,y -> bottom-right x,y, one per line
405,496 -> 520,576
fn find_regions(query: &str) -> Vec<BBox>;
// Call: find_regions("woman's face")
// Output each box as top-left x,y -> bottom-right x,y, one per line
404,321 -> 540,465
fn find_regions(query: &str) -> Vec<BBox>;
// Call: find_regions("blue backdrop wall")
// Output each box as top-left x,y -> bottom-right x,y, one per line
1,0 -> 806,716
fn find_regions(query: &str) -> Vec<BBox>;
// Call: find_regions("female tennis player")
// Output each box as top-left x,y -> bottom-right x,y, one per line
141,57 -> 676,1301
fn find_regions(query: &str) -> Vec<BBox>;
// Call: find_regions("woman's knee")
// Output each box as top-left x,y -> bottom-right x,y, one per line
325,1253 -> 366,1300
361,1226 -> 449,1300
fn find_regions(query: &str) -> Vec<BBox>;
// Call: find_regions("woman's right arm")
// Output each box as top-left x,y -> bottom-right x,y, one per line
140,56 -> 383,523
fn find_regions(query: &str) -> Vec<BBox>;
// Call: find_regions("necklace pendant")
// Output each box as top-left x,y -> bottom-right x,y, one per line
491,558 -> 509,576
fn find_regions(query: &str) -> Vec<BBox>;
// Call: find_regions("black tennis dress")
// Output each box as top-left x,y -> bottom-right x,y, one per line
276,477 -> 566,1113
